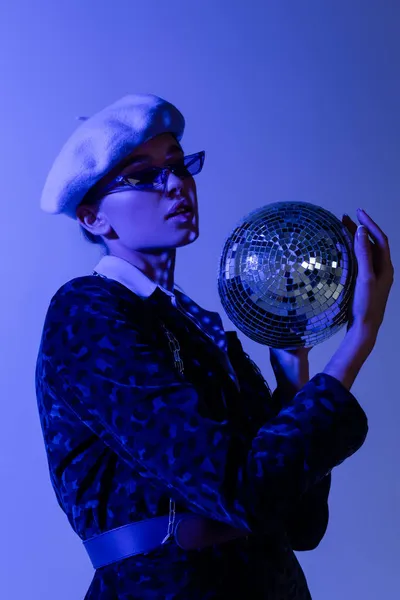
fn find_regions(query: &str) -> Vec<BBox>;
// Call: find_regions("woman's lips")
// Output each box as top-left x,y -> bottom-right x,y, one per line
166,209 -> 193,222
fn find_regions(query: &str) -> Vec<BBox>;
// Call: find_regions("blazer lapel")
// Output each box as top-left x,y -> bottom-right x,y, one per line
145,288 -> 240,393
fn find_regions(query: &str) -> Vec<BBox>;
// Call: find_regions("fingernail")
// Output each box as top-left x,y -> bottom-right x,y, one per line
357,208 -> 365,214
357,225 -> 367,236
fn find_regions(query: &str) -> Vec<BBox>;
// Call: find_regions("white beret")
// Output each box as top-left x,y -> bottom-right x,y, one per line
40,93 -> 185,219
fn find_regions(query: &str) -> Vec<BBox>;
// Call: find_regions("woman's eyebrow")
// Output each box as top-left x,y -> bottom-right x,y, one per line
122,144 -> 183,169
123,154 -> 150,167
166,143 -> 184,155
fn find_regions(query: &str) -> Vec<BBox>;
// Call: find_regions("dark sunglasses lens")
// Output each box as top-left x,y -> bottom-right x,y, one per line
185,153 -> 204,176
126,169 -> 161,189
123,153 -> 205,190
172,153 -> 204,178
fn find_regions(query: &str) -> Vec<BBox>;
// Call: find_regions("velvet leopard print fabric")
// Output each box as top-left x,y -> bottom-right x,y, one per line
35,276 -> 368,599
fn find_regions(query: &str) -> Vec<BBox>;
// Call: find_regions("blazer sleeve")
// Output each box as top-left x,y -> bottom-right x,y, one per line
285,473 -> 331,550
225,330 -> 332,548
38,278 -> 368,534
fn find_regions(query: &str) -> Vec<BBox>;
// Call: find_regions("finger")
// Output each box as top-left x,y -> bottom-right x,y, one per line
344,213 -> 379,273
354,225 -> 374,280
357,209 -> 391,254
342,214 -> 357,237
357,209 -> 393,275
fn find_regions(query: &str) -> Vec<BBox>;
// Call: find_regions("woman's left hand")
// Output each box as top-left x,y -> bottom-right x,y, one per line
269,346 -> 312,403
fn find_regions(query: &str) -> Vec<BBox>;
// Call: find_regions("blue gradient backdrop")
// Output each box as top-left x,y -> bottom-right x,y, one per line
1,1 -> 398,598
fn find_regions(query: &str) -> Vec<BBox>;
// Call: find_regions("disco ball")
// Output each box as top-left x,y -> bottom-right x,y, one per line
217,201 -> 356,348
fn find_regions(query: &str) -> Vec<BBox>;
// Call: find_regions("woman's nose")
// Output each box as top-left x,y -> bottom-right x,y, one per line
164,170 -> 185,196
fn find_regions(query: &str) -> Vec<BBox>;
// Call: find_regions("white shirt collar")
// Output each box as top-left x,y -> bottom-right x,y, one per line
93,255 -> 177,302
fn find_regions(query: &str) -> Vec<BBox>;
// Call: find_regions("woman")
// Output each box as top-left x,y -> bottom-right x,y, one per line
36,94 -> 394,599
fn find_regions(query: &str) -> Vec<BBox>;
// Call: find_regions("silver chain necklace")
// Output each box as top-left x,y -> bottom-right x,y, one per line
160,322 -> 182,544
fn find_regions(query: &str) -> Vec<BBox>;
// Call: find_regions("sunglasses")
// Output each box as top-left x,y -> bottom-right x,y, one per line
98,151 -> 205,197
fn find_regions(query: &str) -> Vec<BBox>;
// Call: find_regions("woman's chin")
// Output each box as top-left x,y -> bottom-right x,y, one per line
173,228 -> 199,248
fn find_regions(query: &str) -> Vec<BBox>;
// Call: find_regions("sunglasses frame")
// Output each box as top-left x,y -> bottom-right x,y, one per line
98,150 -> 205,197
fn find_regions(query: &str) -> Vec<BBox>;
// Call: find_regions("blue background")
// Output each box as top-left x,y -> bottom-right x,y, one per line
0,1 -> 398,598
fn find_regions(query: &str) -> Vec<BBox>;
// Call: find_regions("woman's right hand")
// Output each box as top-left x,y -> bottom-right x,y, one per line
343,209 -> 394,343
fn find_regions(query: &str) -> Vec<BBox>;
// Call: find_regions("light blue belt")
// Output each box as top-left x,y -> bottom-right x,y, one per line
83,513 -> 249,569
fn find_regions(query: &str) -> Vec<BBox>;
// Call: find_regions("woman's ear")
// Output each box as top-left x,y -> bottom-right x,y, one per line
76,205 -> 112,236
